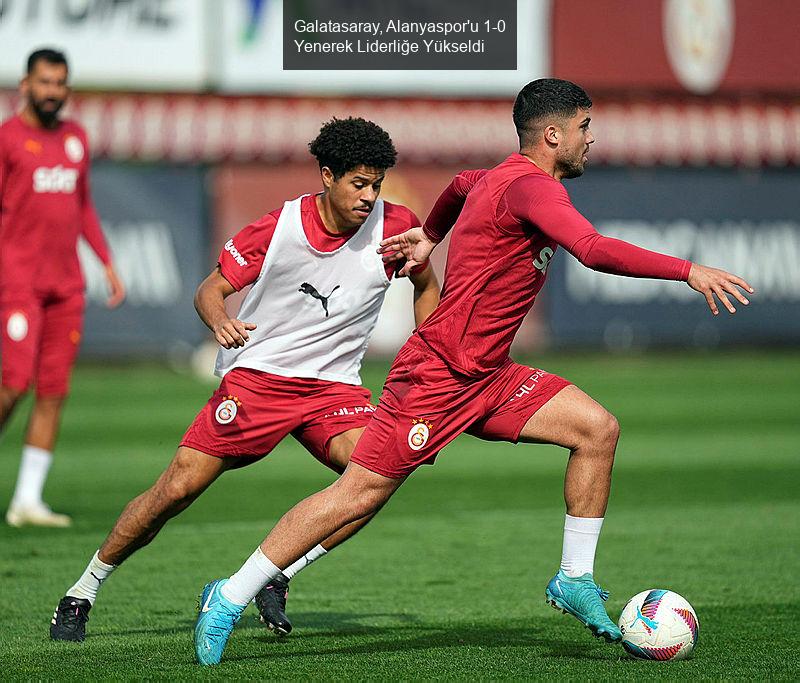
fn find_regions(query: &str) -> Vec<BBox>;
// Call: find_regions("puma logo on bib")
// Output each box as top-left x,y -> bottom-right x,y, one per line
299,282 -> 340,317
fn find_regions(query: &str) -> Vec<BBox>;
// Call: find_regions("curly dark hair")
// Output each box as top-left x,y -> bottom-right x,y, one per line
513,78 -> 592,146
308,117 -> 397,179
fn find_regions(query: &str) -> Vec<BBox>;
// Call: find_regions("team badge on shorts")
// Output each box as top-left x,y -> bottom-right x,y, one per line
6,311 -> 28,342
407,418 -> 433,451
215,395 -> 241,425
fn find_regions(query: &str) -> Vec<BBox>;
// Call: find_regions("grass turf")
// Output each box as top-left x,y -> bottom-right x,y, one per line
1,351 -> 798,679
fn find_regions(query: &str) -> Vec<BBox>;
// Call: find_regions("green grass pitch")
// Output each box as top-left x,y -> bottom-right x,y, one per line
1,351 -> 798,679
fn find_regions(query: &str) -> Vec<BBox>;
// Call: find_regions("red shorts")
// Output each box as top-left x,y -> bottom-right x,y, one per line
350,336 -> 570,479
1,291 -> 84,397
180,368 -> 375,473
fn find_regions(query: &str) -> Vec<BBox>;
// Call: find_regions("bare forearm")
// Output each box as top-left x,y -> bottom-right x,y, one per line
194,284 -> 229,332
414,285 -> 439,326
194,271 -> 256,348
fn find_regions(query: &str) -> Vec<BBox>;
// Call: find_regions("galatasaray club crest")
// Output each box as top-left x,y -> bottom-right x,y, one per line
215,395 -> 242,425
407,418 -> 433,451
6,311 -> 28,342
64,134 -> 84,163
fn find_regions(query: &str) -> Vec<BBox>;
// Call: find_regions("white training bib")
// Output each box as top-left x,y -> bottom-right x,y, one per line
215,195 -> 390,384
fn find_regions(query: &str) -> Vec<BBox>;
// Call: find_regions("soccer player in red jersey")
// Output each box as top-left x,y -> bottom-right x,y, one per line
0,49 -> 125,528
193,79 -> 755,665
50,117 -> 440,643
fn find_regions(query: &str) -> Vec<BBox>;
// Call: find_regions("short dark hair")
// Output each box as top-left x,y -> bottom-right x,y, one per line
27,48 -> 68,74
513,78 -> 592,146
309,117 -> 397,179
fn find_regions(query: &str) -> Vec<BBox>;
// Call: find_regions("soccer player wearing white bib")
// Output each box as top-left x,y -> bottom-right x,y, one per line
50,118 -> 439,643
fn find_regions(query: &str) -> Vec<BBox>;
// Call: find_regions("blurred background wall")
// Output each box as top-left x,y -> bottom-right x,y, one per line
1,0 -> 797,359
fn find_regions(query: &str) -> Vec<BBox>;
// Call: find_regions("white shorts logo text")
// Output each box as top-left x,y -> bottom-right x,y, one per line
507,370 -> 548,404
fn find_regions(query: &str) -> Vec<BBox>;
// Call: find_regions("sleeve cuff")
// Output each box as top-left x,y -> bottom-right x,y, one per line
422,224 -> 442,243
217,262 -> 243,291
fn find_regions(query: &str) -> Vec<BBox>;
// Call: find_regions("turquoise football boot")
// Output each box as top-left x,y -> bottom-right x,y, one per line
194,579 -> 246,665
545,570 -> 622,642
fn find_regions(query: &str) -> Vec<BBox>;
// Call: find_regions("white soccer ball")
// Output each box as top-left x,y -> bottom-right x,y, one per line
618,589 -> 699,661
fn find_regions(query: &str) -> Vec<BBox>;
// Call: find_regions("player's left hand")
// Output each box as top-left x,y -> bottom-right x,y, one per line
686,263 -> 754,315
104,263 -> 126,308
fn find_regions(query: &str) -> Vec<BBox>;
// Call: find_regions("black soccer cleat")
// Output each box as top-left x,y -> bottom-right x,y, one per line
50,595 -> 92,642
254,573 -> 292,635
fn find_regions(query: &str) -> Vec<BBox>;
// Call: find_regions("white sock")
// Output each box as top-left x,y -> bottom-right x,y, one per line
221,547 -> 281,606
67,551 -> 117,604
10,445 -> 53,507
560,514 -> 604,577
282,544 -> 327,580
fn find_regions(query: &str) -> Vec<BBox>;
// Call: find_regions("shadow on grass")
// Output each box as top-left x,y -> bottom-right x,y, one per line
94,618 -> 197,638
230,615 -> 614,663
246,609 -> 420,636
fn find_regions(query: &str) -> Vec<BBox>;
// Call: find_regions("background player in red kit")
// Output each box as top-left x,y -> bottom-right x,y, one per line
0,49 -> 125,528
50,117 -> 440,643
194,79 -> 755,665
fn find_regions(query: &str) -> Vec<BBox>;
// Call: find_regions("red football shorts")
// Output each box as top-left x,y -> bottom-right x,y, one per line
350,336 -> 571,479
1,291 -> 85,398
180,368 -> 376,472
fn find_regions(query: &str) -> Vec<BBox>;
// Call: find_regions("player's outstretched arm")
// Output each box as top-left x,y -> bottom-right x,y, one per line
514,178 -> 756,316
194,267 -> 256,349
686,263 -> 754,316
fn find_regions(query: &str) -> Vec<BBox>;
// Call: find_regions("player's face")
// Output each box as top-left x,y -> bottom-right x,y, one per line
556,108 -> 594,179
22,61 -> 70,126
326,165 -> 385,229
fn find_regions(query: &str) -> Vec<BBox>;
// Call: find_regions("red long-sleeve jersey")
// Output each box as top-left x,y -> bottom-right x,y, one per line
0,115 -> 110,297
417,154 -> 691,376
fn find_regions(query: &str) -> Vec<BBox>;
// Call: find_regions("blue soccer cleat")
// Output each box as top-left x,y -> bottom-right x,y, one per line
194,579 -> 246,665
545,569 -> 622,642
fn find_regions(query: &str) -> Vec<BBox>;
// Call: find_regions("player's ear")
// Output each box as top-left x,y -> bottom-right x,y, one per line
544,124 -> 560,146
19,75 -> 29,96
320,166 -> 335,190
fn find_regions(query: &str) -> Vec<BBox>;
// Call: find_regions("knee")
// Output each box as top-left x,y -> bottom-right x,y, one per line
153,474 -> 202,513
602,411 -> 620,444
1,385 -> 27,407
337,486 -> 382,520
33,395 -> 65,413
333,474 -> 392,520
169,477 -> 202,506
579,408 -> 620,453
358,487 -> 390,516
594,411 -> 620,452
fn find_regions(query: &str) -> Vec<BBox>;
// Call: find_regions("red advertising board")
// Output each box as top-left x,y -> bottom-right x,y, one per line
552,0 -> 800,95
2,90 -> 796,167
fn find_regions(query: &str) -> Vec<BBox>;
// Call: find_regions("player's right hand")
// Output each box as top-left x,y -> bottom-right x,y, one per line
686,263 -> 754,316
378,227 -> 438,278
104,264 -> 126,309
213,319 -> 257,349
